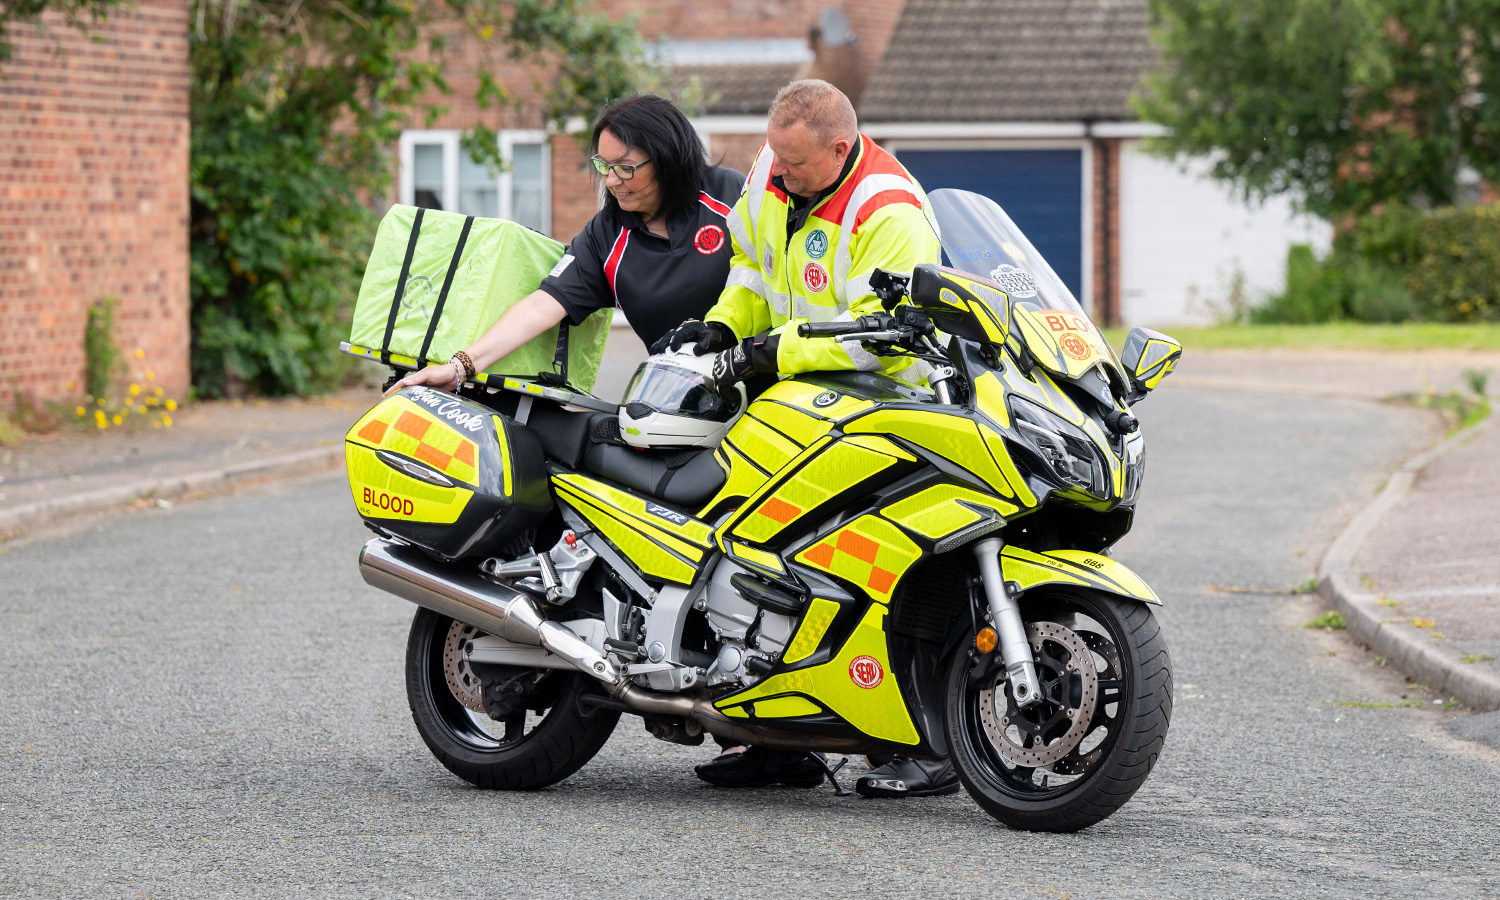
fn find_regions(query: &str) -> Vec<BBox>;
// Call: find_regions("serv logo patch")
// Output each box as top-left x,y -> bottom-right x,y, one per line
803,262 -> 829,293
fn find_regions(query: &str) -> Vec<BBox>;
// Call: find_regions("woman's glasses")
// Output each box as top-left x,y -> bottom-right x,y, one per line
590,156 -> 651,180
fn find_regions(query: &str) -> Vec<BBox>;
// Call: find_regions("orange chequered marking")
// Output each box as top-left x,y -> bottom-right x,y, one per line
758,497 -> 802,525
836,530 -> 880,564
803,542 -> 835,568
395,411 -> 432,440
867,567 -> 896,595
358,419 -> 389,444
414,441 -> 452,471
454,441 -> 475,467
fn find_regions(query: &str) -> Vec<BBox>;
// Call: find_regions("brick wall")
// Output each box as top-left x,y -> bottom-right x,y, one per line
550,134 -> 600,246
1090,138 -> 1122,326
0,0 -> 190,414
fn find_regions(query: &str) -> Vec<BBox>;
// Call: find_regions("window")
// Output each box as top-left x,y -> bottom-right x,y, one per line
398,130 -> 551,234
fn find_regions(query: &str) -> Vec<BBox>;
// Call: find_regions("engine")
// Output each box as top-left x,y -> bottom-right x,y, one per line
702,562 -> 800,687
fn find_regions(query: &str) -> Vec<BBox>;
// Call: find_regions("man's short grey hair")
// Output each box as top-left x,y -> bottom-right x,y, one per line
768,79 -> 858,146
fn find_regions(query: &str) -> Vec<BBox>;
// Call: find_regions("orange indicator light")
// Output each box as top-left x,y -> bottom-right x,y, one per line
975,627 -> 997,654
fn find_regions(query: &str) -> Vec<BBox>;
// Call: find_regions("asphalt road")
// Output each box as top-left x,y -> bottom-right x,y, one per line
4,385 -> 1499,898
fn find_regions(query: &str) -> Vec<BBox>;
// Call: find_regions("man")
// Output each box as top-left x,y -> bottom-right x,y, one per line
651,79 -> 956,799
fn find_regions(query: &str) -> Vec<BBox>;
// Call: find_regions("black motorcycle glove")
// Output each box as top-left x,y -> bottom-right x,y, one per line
649,319 -> 737,356
712,333 -> 780,388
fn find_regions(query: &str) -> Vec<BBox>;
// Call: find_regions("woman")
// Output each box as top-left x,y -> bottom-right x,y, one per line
392,94 -> 744,393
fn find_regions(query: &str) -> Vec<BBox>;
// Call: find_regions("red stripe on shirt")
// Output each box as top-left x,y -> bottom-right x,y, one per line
603,228 -> 630,308
698,191 -> 732,217
853,188 -> 924,233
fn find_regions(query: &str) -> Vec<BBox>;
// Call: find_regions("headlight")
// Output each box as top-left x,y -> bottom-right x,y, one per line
1122,432 -> 1145,505
1009,398 -> 1108,497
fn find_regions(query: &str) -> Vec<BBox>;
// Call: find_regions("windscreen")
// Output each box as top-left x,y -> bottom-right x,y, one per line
622,358 -> 731,421
928,189 -> 1089,319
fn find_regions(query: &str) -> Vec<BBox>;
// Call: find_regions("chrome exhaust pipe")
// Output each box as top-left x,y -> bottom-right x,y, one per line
358,538 -> 621,685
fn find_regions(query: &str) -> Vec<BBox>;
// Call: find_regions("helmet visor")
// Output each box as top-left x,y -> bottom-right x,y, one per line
623,358 -> 738,422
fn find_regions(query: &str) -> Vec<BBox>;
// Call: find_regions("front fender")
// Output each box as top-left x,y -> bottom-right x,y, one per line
1001,546 -> 1160,606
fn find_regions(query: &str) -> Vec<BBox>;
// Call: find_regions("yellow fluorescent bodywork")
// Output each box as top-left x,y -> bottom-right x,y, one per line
1011,306 -> 1115,380
553,474 -> 713,552
783,597 -> 841,663
726,540 -> 786,576
846,409 -> 1020,501
881,483 -> 1017,540
753,695 -> 823,718
748,400 -> 834,448
1001,545 -> 1161,605
347,395 -> 479,486
555,487 -> 698,585
346,443 -> 472,524
755,379 -> 875,422
796,514 -> 922,606
724,413 -> 801,475
700,443 -> 772,518
731,437 -> 903,544
716,604 -> 920,744
714,435 -> 834,549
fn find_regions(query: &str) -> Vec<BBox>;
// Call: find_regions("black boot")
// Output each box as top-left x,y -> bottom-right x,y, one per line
855,756 -> 960,797
693,745 -> 826,788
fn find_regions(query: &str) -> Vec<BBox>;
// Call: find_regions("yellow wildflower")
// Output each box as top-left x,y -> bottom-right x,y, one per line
129,384 -> 141,397
66,380 -> 76,390
96,397 -> 106,407
145,370 -> 155,381
75,406 -> 86,416
153,386 -> 164,397
134,348 -> 145,359
112,414 -> 123,426
165,399 -> 178,411
162,414 -> 173,428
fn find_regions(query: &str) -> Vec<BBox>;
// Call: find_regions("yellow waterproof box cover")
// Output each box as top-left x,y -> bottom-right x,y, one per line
345,387 -> 552,560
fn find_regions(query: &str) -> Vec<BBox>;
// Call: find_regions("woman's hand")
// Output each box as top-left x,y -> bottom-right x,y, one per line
384,361 -> 462,396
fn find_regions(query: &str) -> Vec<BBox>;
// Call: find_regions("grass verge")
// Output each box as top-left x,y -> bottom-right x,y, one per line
1100,323 -> 1500,352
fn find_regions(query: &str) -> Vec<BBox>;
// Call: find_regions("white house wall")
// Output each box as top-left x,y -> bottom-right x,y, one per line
1118,142 -> 1332,327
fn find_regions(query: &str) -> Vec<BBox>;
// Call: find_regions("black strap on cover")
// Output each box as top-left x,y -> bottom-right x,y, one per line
418,214 -> 475,368
536,320 -> 572,387
382,206 -> 426,364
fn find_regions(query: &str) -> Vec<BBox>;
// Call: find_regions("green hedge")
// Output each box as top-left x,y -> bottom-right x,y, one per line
1259,204 -> 1500,323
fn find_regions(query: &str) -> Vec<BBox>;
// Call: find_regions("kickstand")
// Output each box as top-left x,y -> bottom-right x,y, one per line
813,754 -> 853,797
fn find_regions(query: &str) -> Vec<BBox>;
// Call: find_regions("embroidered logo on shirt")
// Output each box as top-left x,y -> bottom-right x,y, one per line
804,229 -> 828,259
694,224 -> 725,255
803,262 -> 829,293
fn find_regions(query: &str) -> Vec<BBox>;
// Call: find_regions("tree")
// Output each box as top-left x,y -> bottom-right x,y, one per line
189,0 -> 654,397
0,0 -> 126,64
1135,0 -> 1500,220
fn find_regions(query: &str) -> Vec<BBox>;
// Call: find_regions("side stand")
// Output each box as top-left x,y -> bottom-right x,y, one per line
813,754 -> 853,797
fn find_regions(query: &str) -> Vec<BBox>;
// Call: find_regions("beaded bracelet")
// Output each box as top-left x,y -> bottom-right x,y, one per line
450,351 -> 476,380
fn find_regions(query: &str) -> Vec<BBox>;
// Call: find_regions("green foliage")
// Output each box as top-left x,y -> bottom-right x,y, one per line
0,0 -> 126,65
1138,0 -> 1500,219
83,295 -> 122,399
189,0 -> 652,397
1258,204 -> 1500,325
1253,244 -> 1416,324
1305,610 -> 1348,630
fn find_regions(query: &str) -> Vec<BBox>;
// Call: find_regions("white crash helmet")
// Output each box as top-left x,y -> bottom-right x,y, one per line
618,348 -> 746,449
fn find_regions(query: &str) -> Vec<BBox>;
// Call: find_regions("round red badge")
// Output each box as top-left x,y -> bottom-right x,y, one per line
849,655 -> 883,689
694,224 -> 724,255
803,262 -> 829,293
1060,333 -> 1092,361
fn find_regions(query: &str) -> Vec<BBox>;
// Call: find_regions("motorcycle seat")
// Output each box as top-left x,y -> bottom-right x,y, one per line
582,438 -> 726,510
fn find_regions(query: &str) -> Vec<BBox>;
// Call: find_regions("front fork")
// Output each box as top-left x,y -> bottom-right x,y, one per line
972,537 -> 1044,708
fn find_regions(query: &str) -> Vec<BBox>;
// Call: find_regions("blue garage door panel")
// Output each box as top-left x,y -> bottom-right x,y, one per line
897,149 -> 1083,299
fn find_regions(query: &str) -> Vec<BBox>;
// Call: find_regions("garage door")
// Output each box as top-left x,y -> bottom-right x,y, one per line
895,149 -> 1084,299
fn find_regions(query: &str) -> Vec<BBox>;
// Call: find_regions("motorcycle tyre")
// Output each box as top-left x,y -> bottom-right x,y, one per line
945,587 -> 1171,833
406,607 -> 621,790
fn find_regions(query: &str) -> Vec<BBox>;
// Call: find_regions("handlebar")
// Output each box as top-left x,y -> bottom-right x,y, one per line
798,321 -> 859,337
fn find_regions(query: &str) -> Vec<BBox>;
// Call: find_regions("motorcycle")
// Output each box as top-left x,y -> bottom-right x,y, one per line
343,188 -> 1182,832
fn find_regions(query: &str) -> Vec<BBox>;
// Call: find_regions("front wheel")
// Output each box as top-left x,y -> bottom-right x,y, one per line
945,587 -> 1172,832
406,607 -> 620,789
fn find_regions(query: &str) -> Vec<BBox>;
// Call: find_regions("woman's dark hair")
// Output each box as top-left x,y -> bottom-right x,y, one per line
591,94 -> 707,223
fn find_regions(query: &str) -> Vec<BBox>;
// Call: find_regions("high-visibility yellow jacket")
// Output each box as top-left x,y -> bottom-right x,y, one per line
704,134 -> 941,380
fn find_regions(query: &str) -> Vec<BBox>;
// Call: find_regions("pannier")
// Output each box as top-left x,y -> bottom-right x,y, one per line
344,387 -> 552,560
348,204 -> 612,392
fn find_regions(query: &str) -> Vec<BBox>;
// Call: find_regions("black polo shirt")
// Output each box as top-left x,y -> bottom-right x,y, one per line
539,166 -> 745,347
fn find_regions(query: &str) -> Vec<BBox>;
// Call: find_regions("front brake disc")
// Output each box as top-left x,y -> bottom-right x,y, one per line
978,621 -> 1099,768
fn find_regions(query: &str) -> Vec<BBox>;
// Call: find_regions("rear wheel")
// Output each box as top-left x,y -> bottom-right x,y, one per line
406,607 -> 619,789
945,587 -> 1171,832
